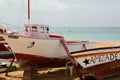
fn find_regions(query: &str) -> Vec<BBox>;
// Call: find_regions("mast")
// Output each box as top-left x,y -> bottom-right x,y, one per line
27,0 -> 31,37
28,0 -> 30,24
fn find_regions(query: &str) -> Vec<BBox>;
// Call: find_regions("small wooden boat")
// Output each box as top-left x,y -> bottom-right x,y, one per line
71,46 -> 120,79
0,37 -> 14,59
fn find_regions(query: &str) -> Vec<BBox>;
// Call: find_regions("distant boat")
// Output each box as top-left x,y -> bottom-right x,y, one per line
71,46 -> 120,79
0,51 -> 13,59
0,36 -> 14,59
0,0 -> 95,70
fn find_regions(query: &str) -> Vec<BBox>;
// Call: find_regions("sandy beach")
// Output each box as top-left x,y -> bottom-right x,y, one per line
0,41 -> 120,80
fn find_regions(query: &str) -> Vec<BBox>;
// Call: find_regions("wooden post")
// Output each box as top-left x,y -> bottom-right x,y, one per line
60,39 -> 83,80
5,57 -> 15,76
23,69 -> 38,80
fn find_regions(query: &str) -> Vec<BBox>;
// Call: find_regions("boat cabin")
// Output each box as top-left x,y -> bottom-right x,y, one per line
24,24 -> 49,38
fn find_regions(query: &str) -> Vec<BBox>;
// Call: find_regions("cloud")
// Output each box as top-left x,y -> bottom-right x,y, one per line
31,0 -> 68,12
0,0 -> 120,27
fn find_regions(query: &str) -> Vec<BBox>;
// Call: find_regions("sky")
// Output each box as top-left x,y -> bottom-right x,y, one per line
0,0 -> 120,27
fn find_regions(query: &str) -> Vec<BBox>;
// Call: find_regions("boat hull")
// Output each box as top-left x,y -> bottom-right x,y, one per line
0,34 -> 67,58
71,46 -> 120,78
0,33 -> 94,69
15,53 -> 67,70
87,59 -> 120,78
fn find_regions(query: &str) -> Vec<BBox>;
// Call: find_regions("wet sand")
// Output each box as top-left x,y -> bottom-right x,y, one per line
0,41 -> 120,80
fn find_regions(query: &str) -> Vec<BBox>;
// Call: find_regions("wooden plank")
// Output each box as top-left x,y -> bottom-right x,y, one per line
23,69 -> 38,80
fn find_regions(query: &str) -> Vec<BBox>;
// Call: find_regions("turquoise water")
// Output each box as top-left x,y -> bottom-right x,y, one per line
50,27 -> 120,42
8,26 -> 120,42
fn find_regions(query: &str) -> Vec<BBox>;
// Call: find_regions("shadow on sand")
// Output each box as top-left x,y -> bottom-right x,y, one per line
4,67 -> 79,80
38,68 -> 78,80
0,77 -> 6,80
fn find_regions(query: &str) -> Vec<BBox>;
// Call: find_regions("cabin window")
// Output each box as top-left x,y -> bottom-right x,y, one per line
32,26 -> 37,32
26,26 -> 28,32
39,27 -> 44,33
46,27 -> 49,33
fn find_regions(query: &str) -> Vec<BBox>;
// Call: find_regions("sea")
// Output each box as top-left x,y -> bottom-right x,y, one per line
8,26 -> 120,42
50,27 -> 120,42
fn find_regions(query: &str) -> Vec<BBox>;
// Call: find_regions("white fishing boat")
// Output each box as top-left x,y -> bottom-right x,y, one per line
0,0 -> 95,70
